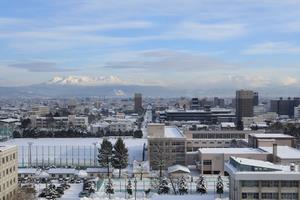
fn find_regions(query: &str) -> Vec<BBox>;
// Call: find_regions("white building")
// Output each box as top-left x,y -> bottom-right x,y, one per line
295,106 -> 300,119
30,115 -> 88,129
225,156 -> 300,200
0,145 -> 18,200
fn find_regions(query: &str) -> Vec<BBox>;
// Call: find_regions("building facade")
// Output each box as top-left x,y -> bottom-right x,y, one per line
236,90 -> 254,121
225,156 -> 300,200
148,124 -> 186,170
134,93 -> 143,113
0,145 -> 18,200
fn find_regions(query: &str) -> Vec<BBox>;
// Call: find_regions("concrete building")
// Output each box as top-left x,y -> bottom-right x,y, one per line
0,145 -> 18,200
253,92 -> 259,106
236,90 -> 254,121
196,148 -> 268,175
148,123 -> 186,170
248,133 -> 296,148
295,105 -> 300,119
134,93 -> 143,113
260,145 -> 300,166
30,115 -> 88,129
225,156 -> 300,200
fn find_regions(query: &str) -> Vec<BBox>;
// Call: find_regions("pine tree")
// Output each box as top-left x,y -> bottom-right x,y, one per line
126,179 -> 133,196
158,178 -> 170,194
196,175 -> 207,194
216,175 -> 224,197
112,138 -> 129,178
98,139 -> 113,175
177,177 -> 188,195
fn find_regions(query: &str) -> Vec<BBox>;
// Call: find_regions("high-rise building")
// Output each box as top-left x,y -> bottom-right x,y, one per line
190,98 -> 200,110
0,145 -> 18,200
236,90 -> 254,121
134,93 -> 143,113
253,92 -> 259,106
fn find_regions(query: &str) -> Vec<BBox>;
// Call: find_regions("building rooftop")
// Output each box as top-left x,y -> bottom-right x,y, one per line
164,126 -> 185,138
0,145 -> 16,152
260,146 -> 300,159
199,148 -> 267,154
250,133 -> 295,139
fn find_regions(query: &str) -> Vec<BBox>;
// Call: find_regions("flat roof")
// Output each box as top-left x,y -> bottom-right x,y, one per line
0,118 -> 19,123
260,146 -> 300,159
199,148 -> 266,154
250,133 -> 294,139
0,145 -> 16,152
164,126 -> 185,138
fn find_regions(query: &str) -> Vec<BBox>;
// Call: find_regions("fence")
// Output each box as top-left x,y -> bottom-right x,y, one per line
18,144 -> 98,168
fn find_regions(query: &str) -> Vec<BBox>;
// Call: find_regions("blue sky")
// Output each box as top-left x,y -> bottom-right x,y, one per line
1,0 -> 300,94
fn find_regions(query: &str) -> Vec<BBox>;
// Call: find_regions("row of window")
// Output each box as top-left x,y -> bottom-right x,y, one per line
0,177 -> 17,192
1,153 -> 16,164
1,189 -> 16,200
242,192 -> 298,200
192,133 -> 245,139
0,166 -> 16,179
241,180 -> 299,187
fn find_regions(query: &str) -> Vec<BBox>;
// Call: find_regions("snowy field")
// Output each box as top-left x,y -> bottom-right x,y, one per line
2,138 -> 147,167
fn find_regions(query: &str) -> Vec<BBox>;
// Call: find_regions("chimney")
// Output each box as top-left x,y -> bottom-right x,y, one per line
272,143 -> 278,163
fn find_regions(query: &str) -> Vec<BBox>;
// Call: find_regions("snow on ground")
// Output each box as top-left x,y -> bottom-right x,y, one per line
2,138 -> 147,167
61,183 -> 83,200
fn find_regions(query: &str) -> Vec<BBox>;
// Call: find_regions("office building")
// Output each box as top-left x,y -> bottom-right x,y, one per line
0,145 -> 18,200
270,97 -> 300,117
236,90 -> 254,121
134,93 -> 143,113
225,156 -> 300,200
159,108 -> 236,124
190,98 -> 200,110
30,115 -> 88,129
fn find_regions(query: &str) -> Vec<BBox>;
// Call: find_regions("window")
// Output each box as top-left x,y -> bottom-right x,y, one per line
241,180 -> 259,187
242,193 -> 259,199
262,193 -> 278,199
281,193 -> 298,200
203,160 -> 212,165
262,181 -> 279,187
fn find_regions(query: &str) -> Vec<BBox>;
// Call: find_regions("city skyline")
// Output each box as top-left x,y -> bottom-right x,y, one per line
0,1 -> 300,95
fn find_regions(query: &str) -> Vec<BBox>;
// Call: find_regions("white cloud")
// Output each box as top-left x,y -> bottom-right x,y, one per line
164,22 -> 246,41
281,76 -> 298,86
242,42 -> 300,55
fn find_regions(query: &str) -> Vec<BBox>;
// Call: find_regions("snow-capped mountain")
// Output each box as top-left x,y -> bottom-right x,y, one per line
48,75 -> 127,86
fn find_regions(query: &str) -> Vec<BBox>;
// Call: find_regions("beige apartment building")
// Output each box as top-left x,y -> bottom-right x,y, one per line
0,145 -> 18,200
148,123 -> 186,170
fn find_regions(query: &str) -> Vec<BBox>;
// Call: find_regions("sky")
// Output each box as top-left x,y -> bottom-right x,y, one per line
0,0 -> 300,95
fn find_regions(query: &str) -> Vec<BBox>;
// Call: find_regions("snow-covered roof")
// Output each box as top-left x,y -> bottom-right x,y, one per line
86,168 -> 112,173
250,133 -> 294,139
18,168 -> 38,174
0,145 -> 16,152
260,146 -> 300,159
199,148 -> 266,154
221,122 -> 235,128
164,126 -> 184,138
230,156 -> 287,171
168,165 -> 190,174
0,118 -> 19,123
47,168 -> 77,174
